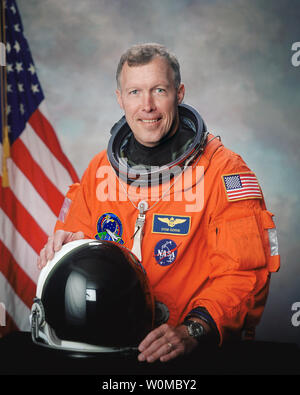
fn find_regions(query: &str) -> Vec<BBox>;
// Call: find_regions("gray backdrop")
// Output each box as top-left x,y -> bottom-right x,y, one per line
17,0 -> 300,345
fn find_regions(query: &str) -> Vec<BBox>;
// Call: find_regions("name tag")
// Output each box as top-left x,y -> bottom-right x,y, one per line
152,214 -> 191,235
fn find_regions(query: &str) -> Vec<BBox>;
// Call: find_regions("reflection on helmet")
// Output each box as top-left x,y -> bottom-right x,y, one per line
30,239 -> 154,354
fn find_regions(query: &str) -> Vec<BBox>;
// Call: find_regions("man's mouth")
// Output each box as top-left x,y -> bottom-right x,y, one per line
140,117 -> 162,123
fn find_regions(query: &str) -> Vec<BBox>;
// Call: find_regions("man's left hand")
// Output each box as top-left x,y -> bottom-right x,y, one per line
137,323 -> 198,363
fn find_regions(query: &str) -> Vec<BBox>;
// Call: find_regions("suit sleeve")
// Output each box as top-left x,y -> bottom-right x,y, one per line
54,170 -> 95,239
185,171 -> 280,344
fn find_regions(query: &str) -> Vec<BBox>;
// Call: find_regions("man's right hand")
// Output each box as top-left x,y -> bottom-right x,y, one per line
37,230 -> 85,270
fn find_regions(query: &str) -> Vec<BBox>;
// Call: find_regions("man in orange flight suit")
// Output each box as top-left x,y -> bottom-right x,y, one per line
38,43 -> 280,363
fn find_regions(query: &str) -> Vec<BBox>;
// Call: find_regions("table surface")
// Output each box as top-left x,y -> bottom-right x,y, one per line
0,331 -> 299,376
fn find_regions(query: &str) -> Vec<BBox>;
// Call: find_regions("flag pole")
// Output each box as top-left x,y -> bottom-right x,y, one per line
1,0 -> 10,187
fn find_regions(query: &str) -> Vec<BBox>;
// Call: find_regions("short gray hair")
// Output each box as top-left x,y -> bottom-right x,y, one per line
116,43 -> 181,90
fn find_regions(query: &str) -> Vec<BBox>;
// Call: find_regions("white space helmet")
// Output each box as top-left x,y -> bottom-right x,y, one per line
30,239 -> 154,355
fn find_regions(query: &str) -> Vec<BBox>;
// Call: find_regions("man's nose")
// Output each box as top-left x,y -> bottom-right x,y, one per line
142,92 -> 156,112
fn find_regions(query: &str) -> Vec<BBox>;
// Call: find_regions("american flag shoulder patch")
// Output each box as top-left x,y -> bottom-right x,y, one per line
222,172 -> 263,202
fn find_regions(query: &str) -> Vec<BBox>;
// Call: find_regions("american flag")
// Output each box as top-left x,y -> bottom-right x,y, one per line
0,0 -> 78,335
222,172 -> 262,202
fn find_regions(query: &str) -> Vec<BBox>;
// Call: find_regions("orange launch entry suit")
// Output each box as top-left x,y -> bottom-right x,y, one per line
55,134 -> 280,344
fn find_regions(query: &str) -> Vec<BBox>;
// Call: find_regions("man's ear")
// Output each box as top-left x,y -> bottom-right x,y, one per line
116,89 -> 123,109
177,83 -> 185,104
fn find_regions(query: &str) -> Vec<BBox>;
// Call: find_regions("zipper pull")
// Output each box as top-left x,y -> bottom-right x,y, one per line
131,200 -> 148,262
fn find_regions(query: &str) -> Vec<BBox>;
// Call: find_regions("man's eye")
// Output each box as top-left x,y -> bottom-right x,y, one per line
156,88 -> 166,94
130,89 -> 138,95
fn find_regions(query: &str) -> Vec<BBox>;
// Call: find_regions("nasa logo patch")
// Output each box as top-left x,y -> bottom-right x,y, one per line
154,239 -> 178,266
95,213 -> 124,244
